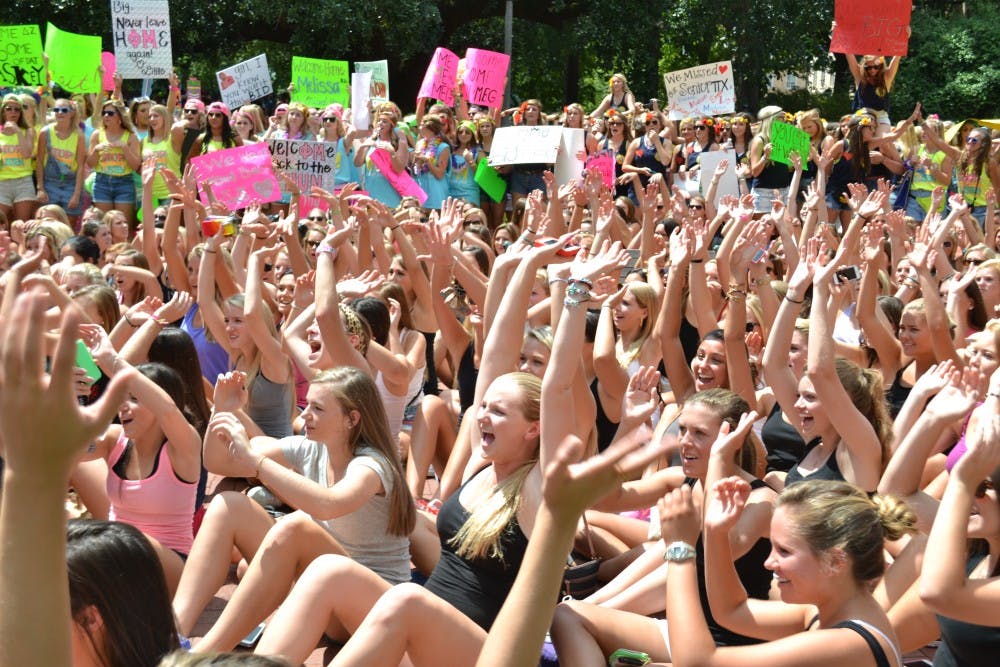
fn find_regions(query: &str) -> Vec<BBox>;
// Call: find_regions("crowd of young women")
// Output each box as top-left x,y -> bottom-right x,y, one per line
4,46 -> 1000,667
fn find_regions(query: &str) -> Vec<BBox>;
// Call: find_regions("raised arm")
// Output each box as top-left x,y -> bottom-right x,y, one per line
657,226 -> 696,401
920,387 -> 1000,624
245,243 -> 292,383
314,231 -> 369,373
725,220 -> 769,411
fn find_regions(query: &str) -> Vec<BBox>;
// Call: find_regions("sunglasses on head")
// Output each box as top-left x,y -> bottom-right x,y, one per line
975,479 -> 994,499
132,96 -> 151,104
52,106 -> 72,114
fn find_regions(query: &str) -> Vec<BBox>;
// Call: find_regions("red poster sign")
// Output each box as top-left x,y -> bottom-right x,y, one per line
830,0 -> 911,56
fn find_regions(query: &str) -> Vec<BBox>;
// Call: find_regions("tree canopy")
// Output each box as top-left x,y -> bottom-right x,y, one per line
7,0 -> 999,120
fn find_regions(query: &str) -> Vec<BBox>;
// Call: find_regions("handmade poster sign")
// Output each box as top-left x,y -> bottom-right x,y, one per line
554,127 -> 587,186
101,53 -> 117,91
291,56 -> 350,108
110,0 -> 173,78
487,126 -> 564,166
354,60 -> 389,104
696,149 -> 740,205
44,23 -> 102,93
351,71 -> 372,131
769,121 -> 811,167
662,60 -> 735,120
474,160 -> 507,203
830,0 -> 911,56
585,152 -> 616,190
270,139 -> 338,211
418,47 -> 459,106
0,25 -> 44,87
186,76 -> 201,100
216,54 -> 271,109
463,48 -> 509,108
190,143 -> 280,210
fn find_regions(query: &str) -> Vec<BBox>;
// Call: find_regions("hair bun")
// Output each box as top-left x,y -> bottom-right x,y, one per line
871,493 -> 916,542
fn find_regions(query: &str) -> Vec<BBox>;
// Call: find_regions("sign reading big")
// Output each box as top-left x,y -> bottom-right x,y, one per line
110,0 -> 173,78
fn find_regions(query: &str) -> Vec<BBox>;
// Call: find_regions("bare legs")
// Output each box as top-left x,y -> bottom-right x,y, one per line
196,510 -> 347,652
172,491 -> 274,635
406,394 -> 456,498
551,600 -> 669,666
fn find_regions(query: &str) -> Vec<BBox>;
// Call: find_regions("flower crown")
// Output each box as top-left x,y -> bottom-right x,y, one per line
856,115 -> 873,127
783,112 -> 796,123
702,117 -> 715,127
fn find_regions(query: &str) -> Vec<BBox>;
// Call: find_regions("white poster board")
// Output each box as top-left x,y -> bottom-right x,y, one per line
351,71 -> 372,131
487,125 -> 564,166
216,54 -> 271,108
662,60 -> 735,120
554,128 -> 586,186
695,149 -> 740,204
110,0 -> 172,78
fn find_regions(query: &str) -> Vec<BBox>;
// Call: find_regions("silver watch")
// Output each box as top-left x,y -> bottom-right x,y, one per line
663,541 -> 697,562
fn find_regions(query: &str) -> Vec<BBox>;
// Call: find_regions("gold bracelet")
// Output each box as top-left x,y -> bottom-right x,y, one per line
254,455 -> 267,478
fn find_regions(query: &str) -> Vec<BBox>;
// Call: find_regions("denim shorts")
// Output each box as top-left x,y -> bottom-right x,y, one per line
43,175 -> 82,216
92,172 -> 136,205
510,168 -> 546,196
0,175 -> 37,205
751,186 -> 788,213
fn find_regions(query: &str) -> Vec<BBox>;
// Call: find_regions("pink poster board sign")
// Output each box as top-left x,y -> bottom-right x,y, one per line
585,152 -> 616,190
418,47 -> 458,105
463,48 -> 509,108
369,148 -> 427,205
190,143 -> 281,210
101,52 -> 116,91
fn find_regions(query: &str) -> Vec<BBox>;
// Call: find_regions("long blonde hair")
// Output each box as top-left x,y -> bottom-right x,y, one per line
449,373 -> 541,561
616,282 -> 657,367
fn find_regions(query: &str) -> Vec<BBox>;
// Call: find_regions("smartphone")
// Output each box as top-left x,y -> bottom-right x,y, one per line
75,340 -> 101,383
835,265 -> 862,283
752,248 -> 767,263
608,648 -> 651,666
238,622 -> 265,648
533,237 -> 581,258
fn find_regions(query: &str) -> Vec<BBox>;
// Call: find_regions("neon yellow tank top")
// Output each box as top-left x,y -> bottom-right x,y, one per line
96,128 -> 133,176
0,128 -> 33,180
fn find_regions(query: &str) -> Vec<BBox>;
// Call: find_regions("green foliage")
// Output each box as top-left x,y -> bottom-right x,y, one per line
893,1 -> 1000,120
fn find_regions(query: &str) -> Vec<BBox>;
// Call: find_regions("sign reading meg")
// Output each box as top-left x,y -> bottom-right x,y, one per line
110,0 -> 173,79
662,60 -> 735,120
463,48 -> 509,108
418,47 -> 459,106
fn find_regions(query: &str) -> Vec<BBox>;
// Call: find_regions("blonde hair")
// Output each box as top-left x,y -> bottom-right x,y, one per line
311,367 -> 416,537
685,388 -> 760,475
616,282 -> 657,367
835,358 -> 892,464
778,480 -> 915,583
449,373 -> 541,561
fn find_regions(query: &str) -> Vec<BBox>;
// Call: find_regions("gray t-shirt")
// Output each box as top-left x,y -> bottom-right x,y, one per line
280,436 -> 410,584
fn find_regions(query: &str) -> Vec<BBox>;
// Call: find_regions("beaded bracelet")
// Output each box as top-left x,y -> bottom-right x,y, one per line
317,243 -> 338,256
785,294 -> 804,305
566,282 -> 591,299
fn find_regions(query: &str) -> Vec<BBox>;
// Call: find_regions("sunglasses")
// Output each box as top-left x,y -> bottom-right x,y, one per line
689,204 -> 705,210
52,107 -> 72,114
975,479 -> 994,499
308,215 -> 326,222
305,240 -> 322,248
3,106 -> 21,112
153,214 -> 167,221
184,108 -> 199,115
132,96 -> 151,104
967,257 -> 986,266
264,263 -> 273,272
694,125 -> 708,131
102,109 -> 118,117
967,136 -> 982,145
208,112 -> 225,118
864,65 -> 882,71
322,117 -> 337,123
608,121 -> 624,126
645,120 -> 659,126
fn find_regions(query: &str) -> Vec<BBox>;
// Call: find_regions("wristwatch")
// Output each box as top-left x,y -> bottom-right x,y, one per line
663,541 -> 697,562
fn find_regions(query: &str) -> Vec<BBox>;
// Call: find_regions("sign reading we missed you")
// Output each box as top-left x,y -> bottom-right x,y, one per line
110,0 -> 173,78
662,60 -> 735,120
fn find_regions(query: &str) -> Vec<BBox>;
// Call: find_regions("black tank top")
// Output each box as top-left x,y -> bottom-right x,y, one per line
456,342 -> 477,414
760,403 -> 807,473
688,477 -> 773,646
420,330 -> 439,396
423,473 -> 530,631
783,437 -> 845,488
884,368 -> 912,419
591,378 -> 619,453
934,553 -> 1000,667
